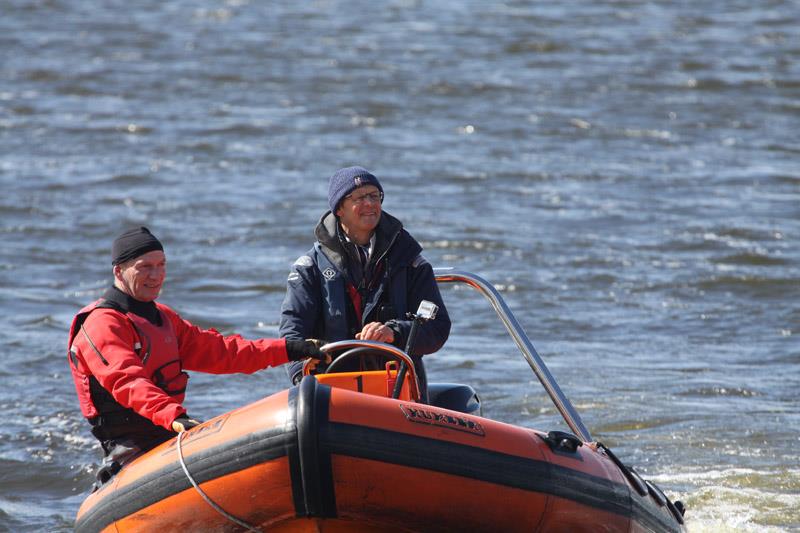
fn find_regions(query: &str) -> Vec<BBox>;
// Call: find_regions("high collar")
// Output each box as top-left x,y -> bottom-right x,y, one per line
102,286 -> 161,325
314,210 -> 405,273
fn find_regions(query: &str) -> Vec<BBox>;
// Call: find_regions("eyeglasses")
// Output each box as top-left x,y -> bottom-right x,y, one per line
344,190 -> 384,205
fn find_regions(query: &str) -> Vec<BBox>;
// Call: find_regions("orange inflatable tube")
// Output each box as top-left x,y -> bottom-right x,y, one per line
75,377 -> 685,532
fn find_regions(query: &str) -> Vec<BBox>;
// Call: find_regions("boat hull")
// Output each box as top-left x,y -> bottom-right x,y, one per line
76,377 -> 684,532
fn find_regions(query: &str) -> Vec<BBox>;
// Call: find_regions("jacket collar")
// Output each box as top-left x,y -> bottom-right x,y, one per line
102,286 -> 161,325
314,210 -> 405,272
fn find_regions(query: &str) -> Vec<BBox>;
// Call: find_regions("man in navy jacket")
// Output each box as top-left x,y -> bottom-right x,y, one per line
279,166 -> 450,397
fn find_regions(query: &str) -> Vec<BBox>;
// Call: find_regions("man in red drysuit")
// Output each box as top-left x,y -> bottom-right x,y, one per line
67,227 -> 326,485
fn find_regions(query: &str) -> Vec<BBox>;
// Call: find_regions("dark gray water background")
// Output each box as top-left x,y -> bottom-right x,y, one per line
1,0 -> 798,531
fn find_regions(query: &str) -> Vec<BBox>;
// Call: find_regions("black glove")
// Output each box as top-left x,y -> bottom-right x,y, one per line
286,338 -> 330,363
172,416 -> 201,433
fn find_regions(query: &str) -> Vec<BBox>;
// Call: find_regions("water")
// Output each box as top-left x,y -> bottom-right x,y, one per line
1,0 -> 798,531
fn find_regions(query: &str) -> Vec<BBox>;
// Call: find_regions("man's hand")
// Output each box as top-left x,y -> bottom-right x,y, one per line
172,416 -> 201,433
286,338 -> 332,364
305,339 -> 332,364
356,322 -> 395,344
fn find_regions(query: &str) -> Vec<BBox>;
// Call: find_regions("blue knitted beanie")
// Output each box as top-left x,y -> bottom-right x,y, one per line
328,166 -> 383,213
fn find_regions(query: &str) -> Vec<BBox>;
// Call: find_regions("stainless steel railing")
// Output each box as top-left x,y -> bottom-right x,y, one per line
434,268 -> 593,443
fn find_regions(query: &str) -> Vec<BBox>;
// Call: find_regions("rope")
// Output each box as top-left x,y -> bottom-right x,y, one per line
176,430 -> 262,532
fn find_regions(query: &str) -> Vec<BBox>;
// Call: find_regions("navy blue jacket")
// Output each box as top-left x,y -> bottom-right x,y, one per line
279,210 -> 450,357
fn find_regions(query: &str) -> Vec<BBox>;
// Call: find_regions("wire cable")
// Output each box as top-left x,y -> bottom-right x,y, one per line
176,430 -> 262,532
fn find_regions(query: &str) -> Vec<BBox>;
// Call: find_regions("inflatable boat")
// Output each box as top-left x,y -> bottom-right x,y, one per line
75,269 -> 686,532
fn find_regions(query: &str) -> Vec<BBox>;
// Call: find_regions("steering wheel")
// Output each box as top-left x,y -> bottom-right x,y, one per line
324,346 -> 401,374
302,340 -> 421,401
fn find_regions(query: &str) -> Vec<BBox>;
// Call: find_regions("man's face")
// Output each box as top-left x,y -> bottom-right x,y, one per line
335,185 -> 383,236
114,250 -> 166,302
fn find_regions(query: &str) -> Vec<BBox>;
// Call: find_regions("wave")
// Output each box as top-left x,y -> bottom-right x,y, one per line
711,253 -> 790,267
694,275 -> 799,297
679,387 -> 761,398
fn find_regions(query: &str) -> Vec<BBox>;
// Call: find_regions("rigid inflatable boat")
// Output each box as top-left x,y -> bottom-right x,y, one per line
75,270 -> 686,532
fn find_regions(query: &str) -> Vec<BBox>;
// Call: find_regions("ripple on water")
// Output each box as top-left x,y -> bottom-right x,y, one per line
12,315 -> 63,330
503,39 -> 568,55
693,275 -> 799,299
679,386 -> 761,398
195,123 -> 269,136
0,458 -> 83,496
594,416 -> 686,435
711,253 -> 789,267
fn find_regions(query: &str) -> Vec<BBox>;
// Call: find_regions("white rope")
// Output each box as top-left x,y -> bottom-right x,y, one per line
176,430 -> 262,532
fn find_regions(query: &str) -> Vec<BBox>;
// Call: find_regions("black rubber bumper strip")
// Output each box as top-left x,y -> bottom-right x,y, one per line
320,421 -> 681,533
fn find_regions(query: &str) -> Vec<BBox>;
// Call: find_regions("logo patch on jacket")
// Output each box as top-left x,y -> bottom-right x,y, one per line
322,267 -> 337,281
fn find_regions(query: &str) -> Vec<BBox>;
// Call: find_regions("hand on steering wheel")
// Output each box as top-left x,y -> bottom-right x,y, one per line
355,322 -> 395,344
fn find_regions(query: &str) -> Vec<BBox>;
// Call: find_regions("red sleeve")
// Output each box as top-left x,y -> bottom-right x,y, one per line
78,310 -> 185,430
161,306 -> 290,374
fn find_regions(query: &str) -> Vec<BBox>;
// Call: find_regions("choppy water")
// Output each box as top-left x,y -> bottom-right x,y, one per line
1,0 -> 798,531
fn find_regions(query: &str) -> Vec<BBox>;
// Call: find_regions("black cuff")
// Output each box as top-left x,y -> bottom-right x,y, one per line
285,339 -> 307,361
384,320 -> 404,348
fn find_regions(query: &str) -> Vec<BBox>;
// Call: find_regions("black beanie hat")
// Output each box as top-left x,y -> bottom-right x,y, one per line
111,227 -> 164,265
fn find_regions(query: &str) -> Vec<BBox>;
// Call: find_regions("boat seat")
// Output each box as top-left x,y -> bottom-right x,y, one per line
427,383 -> 482,416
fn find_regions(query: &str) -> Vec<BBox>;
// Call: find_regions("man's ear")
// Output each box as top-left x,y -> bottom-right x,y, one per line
112,264 -> 122,281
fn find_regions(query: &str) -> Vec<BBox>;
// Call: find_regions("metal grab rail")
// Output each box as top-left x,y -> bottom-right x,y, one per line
434,268 -> 593,443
